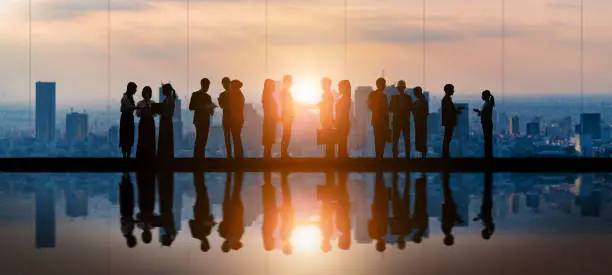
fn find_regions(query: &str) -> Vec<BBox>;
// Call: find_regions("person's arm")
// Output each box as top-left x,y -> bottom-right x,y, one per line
189,93 -> 197,111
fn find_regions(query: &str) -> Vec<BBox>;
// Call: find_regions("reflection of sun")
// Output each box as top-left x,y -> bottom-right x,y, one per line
291,77 -> 322,105
290,224 -> 322,252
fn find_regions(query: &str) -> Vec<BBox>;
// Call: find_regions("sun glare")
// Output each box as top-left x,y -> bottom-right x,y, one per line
291,77 -> 322,105
290,225 -> 322,252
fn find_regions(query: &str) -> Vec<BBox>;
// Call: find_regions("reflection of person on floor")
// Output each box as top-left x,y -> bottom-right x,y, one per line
120,172 -> 137,248
262,172 -> 279,251
369,172 -> 389,252
412,173 -> 428,243
158,170 -> 177,247
280,172 -> 295,255
229,172 -> 245,251
136,169 -> 156,244
441,172 -> 464,246
318,171 -> 335,253
190,172 -> 216,252
389,172 -> 412,250
335,171 -> 352,250
474,172 -> 495,240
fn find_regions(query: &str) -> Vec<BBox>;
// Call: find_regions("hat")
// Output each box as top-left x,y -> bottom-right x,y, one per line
397,80 -> 406,87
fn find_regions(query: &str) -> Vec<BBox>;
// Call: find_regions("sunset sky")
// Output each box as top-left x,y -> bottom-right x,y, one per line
0,0 -> 611,107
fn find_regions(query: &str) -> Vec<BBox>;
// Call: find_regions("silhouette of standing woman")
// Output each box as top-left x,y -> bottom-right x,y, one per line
158,83 -> 177,161
136,86 -> 156,161
336,80 -> 352,159
368,78 -> 390,159
262,79 -> 278,159
474,90 -> 495,159
319,77 -> 335,158
280,75 -> 295,158
412,86 -> 429,159
120,82 -> 138,159
218,77 -> 233,158
441,84 -> 464,159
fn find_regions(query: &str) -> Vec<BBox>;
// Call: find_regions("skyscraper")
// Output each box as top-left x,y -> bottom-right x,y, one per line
580,113 -> 601,139
108,125 -> 119,146
353,86 -> 372,150
66,111 -> 88,145
509,116 -> 520,135
455,103 -> 469,140
35,187 -> 55,248
498,112 -> 509,133
526,122 -> 539,137
427,112 -> 441,135
36,82 -> 56,142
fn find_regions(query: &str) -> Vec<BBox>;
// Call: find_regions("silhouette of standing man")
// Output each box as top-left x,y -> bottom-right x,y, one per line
390,80 -> 412,158
441,84 -> 464,159
319,77 -> 335,158
190,78 -> 216,159
218,77 -> 233,158
368,78 -> 390,159
280,75 -> 295,158
218,78 -> 245,159
336,80 -> 352,159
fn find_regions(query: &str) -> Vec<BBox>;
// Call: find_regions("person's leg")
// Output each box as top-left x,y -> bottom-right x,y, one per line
202,122 -> 210,158
194,125 -> 202,158
232,124 -> 244,159
443,126 -> 453,159
374,125 -> 385,159
281,122 -> 292,157
223,124 -> 232,159
392,123 -> 400,158
403,125 -> 411,159
264,145 -> 272,159
484,125 -> 493,159
339,134 -> 348,158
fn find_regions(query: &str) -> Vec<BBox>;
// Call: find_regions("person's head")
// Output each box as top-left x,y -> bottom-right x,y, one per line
482,90 -> 495,107
126,235 -> 137,248
142,86 -> 152,100
231,79 -> 243,91
321,77 -> 332,91
142,230 -> 152,244
376,77 -> 386,90
397,80 -> 406,94
200,239 -> 211,252
263,79 -> 276,96
221,77 -> 231,90
161,83 -> 174,97
397,237 -> 406,250
444,84 -> 455,96
338,235 -> 351,250
283,75 -> 293,89
126,82 -> 137,96
444,234 -> 455,246
221,241 -> 231,253
200,78 -> 210,92
375,240 -> 386,252
413,86 -> 423,99
339,80 -> 351,97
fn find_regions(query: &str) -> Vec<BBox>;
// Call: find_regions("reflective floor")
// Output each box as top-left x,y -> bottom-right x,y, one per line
0,172 -> 611,275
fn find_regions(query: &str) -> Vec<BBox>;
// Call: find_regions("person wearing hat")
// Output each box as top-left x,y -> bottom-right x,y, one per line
368,77 -> 390,159
218,79 -> 245,159
390,80 -> 413,159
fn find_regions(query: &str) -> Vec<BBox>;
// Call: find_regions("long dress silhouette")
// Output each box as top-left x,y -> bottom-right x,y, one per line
119,172 -> 137,248
136,168 -> 156,244
412,173 -> 428,243
158,169 -> 176,247
120,82 -> 138,159
262,79 -> 278,159
262,172 -> 279,251
157,84 -> 176,161
412,87 -> 429,158
136,87 -> 156,160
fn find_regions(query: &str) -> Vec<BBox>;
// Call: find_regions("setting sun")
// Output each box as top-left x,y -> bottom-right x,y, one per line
290,224 -> 322,252
291,77 -> 322,105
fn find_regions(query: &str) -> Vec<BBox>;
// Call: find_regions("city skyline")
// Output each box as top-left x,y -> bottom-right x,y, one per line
1,0 -> 612,106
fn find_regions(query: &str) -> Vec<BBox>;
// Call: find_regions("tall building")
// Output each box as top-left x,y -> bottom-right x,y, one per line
526,122 -> 539,137
559,116 -> 572,137
243,103 -> 263,155
498,112 -> 509,133
509,116 -> 520,135
455,103 -> 469,140
353,86 -> 372,150
66,111 -> 88,145
108,125 -> 119,146
427,112 -> 441,134
580,113 -> 601,139
36,82 -> 56,142
35,187 -> 55,248
66,188 -> 88,218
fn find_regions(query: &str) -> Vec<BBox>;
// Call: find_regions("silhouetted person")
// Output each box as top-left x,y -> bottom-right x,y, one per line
218,77 -> 233,158
280,75 -> 295,158
262,172 -> 279,251
368,78 -> 390,159
412,173 -> 428,243
369,172 -> 388,252
412,86 -> 429,159
219,172 -> 232,252
474,171 -> 495,240
136,86 -> 156,161
157,170 -> 176,246
319,77 -> 335,158
336,80 -> 352,159
318,171 -> 335,253
335,171 -> 352,250
441,84 -> 464,159
390,80 -> 412,158
120,82 -> 138,159
229,172 -> 245,251
441,171 -> 464,246
190,172 -> 216,252
280,172 -> 295,255
219,79 -> 245,159
474,90 -> 495,159
157,83 -> 177,161
190,78 -> 216,159
389,172 -> 412,250
119,172 -> 137,248
262,79 -> 279,159
136,168 -> 156,244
